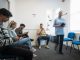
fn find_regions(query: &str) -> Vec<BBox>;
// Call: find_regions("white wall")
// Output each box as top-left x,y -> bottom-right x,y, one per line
2,0 -> 16,28
8,0 -> 16,20
14,0 -> 70,45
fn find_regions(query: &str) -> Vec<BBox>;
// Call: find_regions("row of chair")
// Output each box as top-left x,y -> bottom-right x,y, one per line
64,32 -> 80,53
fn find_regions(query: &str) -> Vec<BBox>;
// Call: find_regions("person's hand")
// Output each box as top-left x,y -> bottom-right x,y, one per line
19,37 -> 23,39
61,23 -> 65,27
16,36 -> 20,40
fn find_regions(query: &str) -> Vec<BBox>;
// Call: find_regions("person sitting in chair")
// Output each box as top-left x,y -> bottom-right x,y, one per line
15,23 -> 37,56
0,8 -> 33,60
37,23 -> 50,49
8,21 -> 37,57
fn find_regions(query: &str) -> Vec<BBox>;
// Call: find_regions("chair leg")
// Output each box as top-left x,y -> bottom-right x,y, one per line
77,45 -> 80,54
66,42 -> 68,50
70,44 -> 73,53
77,45 -> 79,51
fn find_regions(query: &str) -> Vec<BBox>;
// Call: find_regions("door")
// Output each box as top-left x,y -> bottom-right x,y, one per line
0,0 -> 9,10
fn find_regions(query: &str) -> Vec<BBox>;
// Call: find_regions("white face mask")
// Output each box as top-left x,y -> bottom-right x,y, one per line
3,21 -> 9,28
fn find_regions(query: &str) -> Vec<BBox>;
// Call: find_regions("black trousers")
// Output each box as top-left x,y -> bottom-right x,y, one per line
37,36 -> 50,46
0,45 -> 33,60
55,35 -> 64,53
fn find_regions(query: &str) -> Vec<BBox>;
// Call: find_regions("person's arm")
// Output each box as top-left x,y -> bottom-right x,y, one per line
37,29 -> 40,35
53,19 -> 61,27
43,28 -> 46,34
15,28 -> 29,38
19,32 -> 29,37
9,30 -> 19,40
37,29 -> 43,35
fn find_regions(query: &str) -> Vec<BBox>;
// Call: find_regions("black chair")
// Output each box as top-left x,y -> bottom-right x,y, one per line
0,54 -> 18,60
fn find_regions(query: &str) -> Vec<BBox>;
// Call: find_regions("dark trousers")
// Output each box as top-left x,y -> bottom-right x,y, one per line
55,35 -> 64,53
0,45 -> 33,60
37,36 -> 50,46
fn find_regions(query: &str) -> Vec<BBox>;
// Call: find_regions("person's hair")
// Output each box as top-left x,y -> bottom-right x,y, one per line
20,24 -> 25,27
0,8 -> 12,18
58,11 -> 62,14
9,21 -> 16,28
40,23 -> 43,25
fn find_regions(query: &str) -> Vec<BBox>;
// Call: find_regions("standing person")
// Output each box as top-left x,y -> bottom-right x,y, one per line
0,8 -> 33,60
37,23 -> 50,49
53,11 -> 66,54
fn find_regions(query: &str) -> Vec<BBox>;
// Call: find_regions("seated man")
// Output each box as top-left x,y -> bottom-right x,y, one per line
15,24 -> 36,52
0,8 -> 33,60
37,23 -> 50,49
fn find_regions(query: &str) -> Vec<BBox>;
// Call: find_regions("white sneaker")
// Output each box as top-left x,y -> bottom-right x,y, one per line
45,45 -> 50,49
33,54 -> 37,57
31,47 -> 36,52
39,46 -> 41,49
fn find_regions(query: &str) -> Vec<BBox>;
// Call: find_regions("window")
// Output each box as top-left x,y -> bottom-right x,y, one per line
70,0 -> 80,31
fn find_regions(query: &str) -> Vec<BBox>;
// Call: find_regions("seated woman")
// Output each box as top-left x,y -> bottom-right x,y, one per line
37,23 -> 50,49
8,21 -> 36,53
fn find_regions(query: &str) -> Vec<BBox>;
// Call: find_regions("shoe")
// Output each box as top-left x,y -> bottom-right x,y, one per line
58,52 -> 64,55
31,47 -> 36,52
39,46 -> 41,49
33,54 -> 37,57
45,45 -> 49,49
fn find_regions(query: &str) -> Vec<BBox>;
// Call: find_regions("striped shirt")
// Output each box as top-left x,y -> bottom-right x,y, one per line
0,23 -> 13,46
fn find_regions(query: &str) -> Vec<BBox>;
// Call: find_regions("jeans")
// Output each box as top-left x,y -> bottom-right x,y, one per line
37,35 -> 50,46
13,37 -> 32,48
55,35 -> 64,53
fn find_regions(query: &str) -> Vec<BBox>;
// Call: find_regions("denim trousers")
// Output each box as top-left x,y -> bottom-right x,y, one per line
13,37 -> 32,48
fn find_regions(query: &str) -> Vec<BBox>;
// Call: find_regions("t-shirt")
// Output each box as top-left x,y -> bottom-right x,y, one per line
54,18 -> 65,35
15,28 -> 29,38
37,28 -> 46,36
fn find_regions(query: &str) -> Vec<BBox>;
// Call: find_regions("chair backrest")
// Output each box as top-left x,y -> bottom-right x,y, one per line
68,32 -> 75,39
79,36 -> 80,41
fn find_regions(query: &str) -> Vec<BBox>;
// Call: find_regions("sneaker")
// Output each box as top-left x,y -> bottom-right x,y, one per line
33,54 -> 37,57
39,46 -> 41,49
45,45 -> 49,49
31,47 -> 36,52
